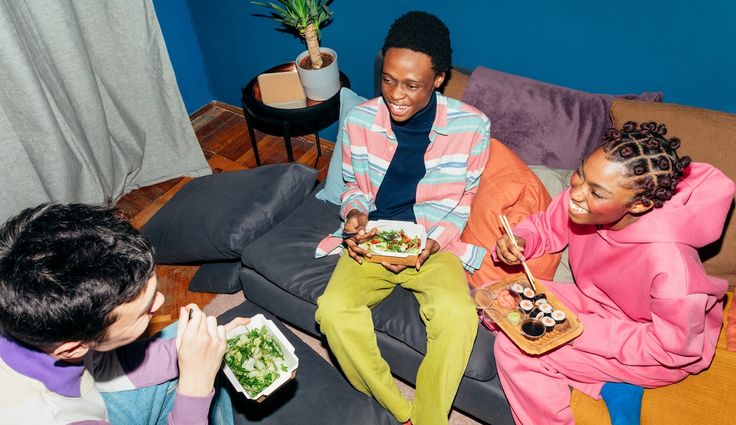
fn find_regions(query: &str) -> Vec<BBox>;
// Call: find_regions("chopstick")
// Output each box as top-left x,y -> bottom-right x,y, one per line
499,214 -> 537,292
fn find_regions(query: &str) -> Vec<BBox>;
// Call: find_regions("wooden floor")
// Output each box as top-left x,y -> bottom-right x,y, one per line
115,101 -> 333,334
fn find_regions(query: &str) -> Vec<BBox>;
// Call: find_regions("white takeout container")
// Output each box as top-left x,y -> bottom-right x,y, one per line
362,220 -> 427,265
222,314 -> 299,401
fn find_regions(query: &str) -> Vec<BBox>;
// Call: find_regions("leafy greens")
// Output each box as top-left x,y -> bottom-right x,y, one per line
225,326 -> 288,397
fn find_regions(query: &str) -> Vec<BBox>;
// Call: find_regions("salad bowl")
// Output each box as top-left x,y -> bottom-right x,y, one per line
222,314 -> 299,401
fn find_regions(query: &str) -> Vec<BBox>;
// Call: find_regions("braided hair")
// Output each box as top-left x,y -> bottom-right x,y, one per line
601,121 -> 691,208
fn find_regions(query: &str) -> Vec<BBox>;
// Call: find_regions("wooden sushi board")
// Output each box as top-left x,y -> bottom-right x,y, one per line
474,274 -> 583,355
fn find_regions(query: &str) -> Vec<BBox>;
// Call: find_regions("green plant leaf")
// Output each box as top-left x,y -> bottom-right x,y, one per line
250,0 -> 333,39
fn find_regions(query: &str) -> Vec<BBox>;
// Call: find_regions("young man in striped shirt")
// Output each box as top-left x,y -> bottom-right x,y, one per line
315,11 -> 491,425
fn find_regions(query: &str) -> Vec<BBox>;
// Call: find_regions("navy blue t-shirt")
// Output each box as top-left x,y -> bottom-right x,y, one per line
369,93 -> 437,223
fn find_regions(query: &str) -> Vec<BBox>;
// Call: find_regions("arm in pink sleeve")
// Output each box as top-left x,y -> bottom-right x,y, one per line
492,189 -> 572,261
339,116 -> 371,220
427,121 -> 490,250
118,338 -> 215,424
167,389 -> 215,425
115,337 -> 179,388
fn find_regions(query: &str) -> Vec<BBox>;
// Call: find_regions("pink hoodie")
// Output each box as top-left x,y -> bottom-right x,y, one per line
513,162 -> 735,372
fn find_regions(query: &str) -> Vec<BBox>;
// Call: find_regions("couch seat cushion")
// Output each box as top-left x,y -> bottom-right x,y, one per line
241,186 -> 498,381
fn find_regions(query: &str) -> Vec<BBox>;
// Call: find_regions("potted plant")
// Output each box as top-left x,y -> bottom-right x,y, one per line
251,0 -> 340,101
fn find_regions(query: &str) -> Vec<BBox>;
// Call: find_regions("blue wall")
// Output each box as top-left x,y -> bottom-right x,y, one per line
153,0 -> 212,113
156,0 -> 736,140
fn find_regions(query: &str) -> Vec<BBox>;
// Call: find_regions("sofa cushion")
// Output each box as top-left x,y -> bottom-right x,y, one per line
528,165 -> 575,283
142,163 -> 317,263
315,88 -> 368,205
462,139 -> 562,287
188,261 -> 242,294
571,293 -> 736,424
610,100 -> 736,285
217,301 -> 396,425
461,66 -> 662,170
241,185 -> 498,381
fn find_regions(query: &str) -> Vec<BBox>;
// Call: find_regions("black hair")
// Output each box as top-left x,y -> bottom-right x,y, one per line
0,203 -> 154,348
382,11 -> 452,75
601,121 -> 691,208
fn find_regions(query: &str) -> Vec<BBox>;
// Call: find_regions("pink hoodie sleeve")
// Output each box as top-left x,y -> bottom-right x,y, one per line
492,189 -> 572,262
572,257 -> 719,367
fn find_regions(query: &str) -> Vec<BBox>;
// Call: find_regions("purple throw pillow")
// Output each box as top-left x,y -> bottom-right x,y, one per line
461,66 -> 662,169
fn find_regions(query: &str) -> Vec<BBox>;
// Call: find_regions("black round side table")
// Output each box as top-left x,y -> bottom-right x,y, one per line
241,63 -> 350,165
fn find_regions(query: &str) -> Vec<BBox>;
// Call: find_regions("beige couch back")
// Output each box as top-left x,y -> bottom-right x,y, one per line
610,99 -> 736,287
448,72 -> 736,286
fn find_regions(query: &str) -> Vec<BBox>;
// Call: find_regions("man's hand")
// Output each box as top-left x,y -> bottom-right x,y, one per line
343,209 -> 376,264
382,238 -> 440,273
495,234 -> 526,265
175,305 -> 249,397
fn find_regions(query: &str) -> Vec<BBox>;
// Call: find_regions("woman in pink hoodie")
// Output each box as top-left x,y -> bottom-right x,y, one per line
494,121 -> 735,425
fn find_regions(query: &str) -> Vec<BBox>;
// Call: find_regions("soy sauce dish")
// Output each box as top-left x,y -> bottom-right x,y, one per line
519,318 -> 546,340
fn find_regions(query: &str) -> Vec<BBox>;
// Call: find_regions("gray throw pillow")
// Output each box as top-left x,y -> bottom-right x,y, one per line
188,261 -> 242,294
143,163 -> 318,263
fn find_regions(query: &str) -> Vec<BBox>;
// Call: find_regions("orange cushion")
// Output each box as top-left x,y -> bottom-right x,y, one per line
462,139 -> 561,288
610,100 -> 736,286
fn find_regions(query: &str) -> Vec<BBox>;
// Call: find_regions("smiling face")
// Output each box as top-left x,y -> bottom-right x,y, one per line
381,47 -> 445,123
568,148 -> 652,230
89,274 -> 165,352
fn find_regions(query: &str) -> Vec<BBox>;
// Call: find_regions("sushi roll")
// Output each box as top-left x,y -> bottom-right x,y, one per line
510,282 -> 525,295
551,309 -> 567,324
519,299 -> 534,315
539,303 -> 553,315
541,316 -> 556,332
533,293 -> 548,305
529,309 -> 545,320
534,298 -> 549,307
522,287 -> 536,301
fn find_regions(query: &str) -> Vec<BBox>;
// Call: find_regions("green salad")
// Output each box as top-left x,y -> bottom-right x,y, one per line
368,229 -> 421,254
225,326 -> 288,397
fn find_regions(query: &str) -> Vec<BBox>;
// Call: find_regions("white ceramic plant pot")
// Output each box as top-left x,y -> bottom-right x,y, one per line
295,47 -> 340,101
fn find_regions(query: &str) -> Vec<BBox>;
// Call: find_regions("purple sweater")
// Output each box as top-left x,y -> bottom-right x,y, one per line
0,334 -> 213,424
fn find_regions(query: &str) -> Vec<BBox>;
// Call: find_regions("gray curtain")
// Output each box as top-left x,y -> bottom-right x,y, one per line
0,0 -> 210,222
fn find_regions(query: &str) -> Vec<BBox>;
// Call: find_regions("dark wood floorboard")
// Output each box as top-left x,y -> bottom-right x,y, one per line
116,101 -> 333,334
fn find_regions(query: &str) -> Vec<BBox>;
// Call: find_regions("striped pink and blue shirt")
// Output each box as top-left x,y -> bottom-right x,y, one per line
316,92 -> 491,271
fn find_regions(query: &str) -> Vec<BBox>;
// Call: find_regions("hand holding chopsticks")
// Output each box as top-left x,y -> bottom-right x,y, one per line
498,214 -> 537,291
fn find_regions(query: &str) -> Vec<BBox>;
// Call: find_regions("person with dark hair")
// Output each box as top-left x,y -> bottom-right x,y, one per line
493,122 -> 735,425
314,11 -> 491,425
0,203 -> 249,424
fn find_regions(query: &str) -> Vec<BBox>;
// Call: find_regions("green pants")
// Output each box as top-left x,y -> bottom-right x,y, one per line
315,251 -> 478,425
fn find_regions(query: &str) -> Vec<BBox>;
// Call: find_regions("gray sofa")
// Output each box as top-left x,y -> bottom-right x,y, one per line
237,182 -> 513,425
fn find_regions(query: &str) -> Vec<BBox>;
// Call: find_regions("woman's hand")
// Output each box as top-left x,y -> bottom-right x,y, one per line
495,234 -> 527,265
343,209 -> 376,264
175,305 -> 249,397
